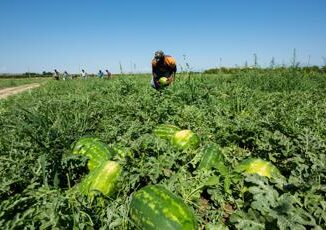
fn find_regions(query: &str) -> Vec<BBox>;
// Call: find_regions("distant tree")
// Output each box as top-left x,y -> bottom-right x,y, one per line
23,72 -> 39,76
42,71 -> 52,76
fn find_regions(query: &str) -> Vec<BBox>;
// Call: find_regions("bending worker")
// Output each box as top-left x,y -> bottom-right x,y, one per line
151,50 -> 177,90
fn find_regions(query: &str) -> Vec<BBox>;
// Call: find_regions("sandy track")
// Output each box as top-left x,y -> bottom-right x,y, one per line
0,83 -> 41,99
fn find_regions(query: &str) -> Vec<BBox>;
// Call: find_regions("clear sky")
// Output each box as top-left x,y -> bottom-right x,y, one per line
1,0 -> 326,74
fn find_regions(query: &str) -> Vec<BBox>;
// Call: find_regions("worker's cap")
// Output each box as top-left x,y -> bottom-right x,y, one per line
154,50 -> 164,61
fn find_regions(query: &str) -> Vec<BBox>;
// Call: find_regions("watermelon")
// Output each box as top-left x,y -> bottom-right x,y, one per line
171,130 -> 200,150
71,137 -> 113,170
129,185 -> 198,230
159,77 -> 169,86
153,124 -> 181,140
78,160 -> 121,198
198,144 -> 228,175
234,158 -> 281,178
198,144 -> 223,170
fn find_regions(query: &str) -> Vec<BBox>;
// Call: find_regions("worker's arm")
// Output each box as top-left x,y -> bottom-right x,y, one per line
167,65 -> 177,83
152,61 -> 161,86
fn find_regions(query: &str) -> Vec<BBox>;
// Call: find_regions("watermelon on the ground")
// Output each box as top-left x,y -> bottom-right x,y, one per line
171,130 -> 200,150
71,137 -> 113,170
77,160 -> 121,198
198,144 -> 228,175
129,185 -> 198,230
153,124 -> 181,140
234,158 -> 281,178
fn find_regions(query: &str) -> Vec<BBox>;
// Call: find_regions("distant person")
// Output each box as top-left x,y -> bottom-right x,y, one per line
97,70 -> 104,78
53,69 -> 60,80
151,50 -> 177,90
63,71 -> 69,80
105,69 -> 112,79
81,69 -> 87,80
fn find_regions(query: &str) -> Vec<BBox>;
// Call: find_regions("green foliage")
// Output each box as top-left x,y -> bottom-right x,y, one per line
1,72 -> 326,229
230,175 -> 324,229
203,66 -> 323,75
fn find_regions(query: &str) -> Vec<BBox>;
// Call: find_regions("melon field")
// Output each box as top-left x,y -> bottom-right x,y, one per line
0,71 -> 326,229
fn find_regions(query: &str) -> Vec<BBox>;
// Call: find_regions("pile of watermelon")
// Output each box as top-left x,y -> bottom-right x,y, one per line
69,124 -> 282,229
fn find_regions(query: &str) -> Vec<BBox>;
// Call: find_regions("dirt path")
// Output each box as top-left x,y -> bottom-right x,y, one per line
0,83 -> 41,99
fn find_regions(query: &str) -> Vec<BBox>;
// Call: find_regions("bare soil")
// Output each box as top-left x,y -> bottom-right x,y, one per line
0,83 -> 41,99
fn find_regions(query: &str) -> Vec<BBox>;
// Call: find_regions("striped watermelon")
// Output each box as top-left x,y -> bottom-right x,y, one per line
78,160 -> 121,198
171,130 -> 200,150
234,158 -> 281,178
153,124 -> 181,140
129,185 -> 198,230
198,144 -> 227,175
72,137 -> 113,170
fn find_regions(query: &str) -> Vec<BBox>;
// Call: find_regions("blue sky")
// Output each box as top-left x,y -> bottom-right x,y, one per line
0,0 -> 325,74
